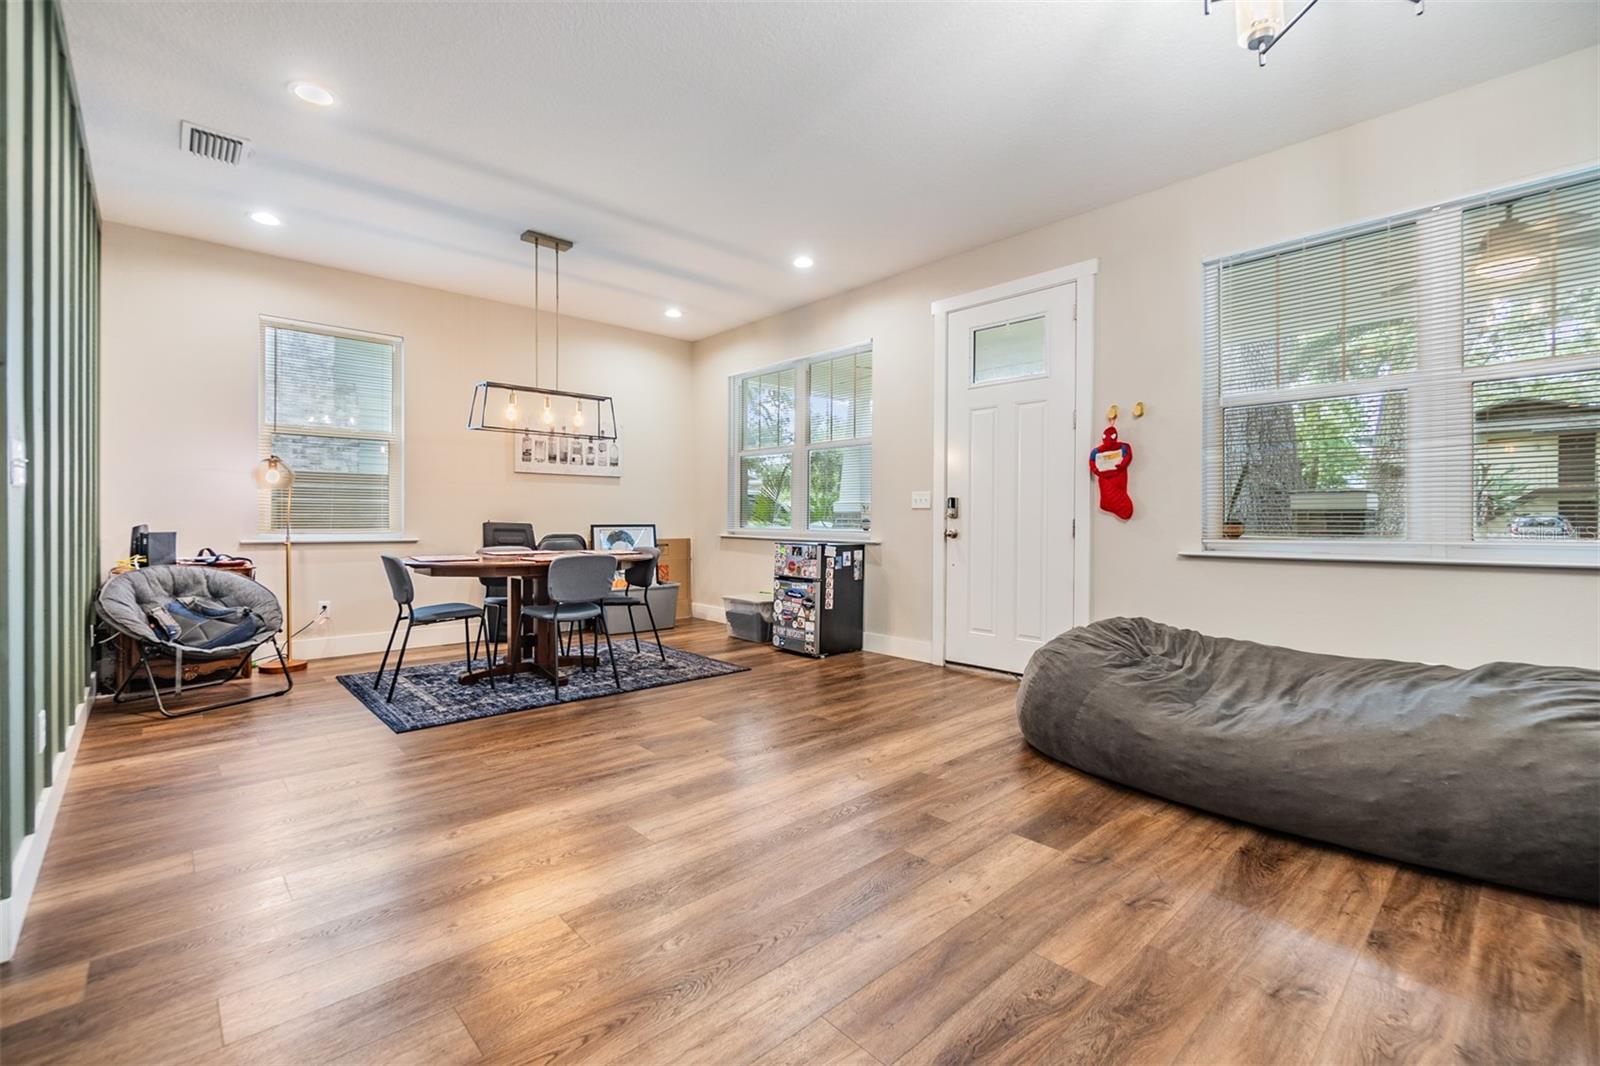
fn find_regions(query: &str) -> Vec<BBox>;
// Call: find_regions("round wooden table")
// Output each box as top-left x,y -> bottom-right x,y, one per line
404,550 -> 649,687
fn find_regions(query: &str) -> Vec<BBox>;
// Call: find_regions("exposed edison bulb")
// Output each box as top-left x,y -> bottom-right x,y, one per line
504,391 -> 521,423
572,401 -> 586,429
541,396 -> 554,425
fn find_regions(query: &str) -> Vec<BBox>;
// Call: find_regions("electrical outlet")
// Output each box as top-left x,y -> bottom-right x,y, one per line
35,708 -> 46,753
910,491 -> 932,510
317,600 -> 331,623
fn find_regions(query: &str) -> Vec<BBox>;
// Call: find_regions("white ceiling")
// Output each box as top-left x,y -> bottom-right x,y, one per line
61,1 -> 1597,341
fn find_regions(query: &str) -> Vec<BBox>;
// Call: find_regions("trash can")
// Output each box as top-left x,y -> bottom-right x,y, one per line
723,593 -> 774,643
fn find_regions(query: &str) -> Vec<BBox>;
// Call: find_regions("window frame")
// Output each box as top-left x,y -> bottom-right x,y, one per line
256,314 -> 406,540
726,340 -> 874,540
1200,168 -> 1600,570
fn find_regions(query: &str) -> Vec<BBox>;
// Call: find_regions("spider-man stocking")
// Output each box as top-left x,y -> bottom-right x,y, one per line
1089,426 -> 1134,520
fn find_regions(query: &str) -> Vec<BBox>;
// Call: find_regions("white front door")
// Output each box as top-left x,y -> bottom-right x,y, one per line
944,282 -> 1078,674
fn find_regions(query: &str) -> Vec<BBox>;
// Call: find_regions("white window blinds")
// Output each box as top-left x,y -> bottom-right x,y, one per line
729,343 -> 873,534
1202,171 -> 1600,562
259,318 -> 403,534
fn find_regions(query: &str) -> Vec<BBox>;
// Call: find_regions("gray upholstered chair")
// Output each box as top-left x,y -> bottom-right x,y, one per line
600,547 -> 666,662
96,565 -> 292,718
537,532 -> 588,550
374,554 -> 486,702
522,553 -> 620,699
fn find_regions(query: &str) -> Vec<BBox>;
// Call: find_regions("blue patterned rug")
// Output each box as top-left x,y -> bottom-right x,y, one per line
336,643 -> 748,733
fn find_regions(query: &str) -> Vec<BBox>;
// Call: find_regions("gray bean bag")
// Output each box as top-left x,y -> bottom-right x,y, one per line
1017,617 -> 1600,901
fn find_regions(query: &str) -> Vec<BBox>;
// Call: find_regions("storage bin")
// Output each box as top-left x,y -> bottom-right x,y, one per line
723,594 -> 774,643
602,581 -> 679,635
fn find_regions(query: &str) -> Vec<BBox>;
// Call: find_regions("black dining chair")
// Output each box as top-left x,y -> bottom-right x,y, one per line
374,554 -> 487,702
600,547 -> 667,663
521,553 -> 621,700
473,520 -> 536,670
537,532 -> 588,550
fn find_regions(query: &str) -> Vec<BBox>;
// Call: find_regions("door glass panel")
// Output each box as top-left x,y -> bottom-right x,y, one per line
972,316 -> 1046,383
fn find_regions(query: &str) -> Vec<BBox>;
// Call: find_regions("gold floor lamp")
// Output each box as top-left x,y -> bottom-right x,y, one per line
253,454 -> 308,673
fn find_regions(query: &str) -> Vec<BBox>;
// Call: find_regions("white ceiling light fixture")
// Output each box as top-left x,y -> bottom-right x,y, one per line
249,210 -> 282,226
290,81 -> 336,107
664,307 -> 683,319
467,230 -> 618,441
791,254 -> 815,270
1205,0 -> 1425,66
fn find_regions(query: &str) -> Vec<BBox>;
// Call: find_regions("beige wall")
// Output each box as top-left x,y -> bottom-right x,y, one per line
100,224 -> 695,658
690,47 -> 1600,668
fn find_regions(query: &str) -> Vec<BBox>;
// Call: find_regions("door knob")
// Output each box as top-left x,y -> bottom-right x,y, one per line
944,529 -> 959,539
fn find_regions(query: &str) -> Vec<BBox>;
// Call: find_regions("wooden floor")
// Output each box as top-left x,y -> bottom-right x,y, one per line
1,620 -> 1594,1065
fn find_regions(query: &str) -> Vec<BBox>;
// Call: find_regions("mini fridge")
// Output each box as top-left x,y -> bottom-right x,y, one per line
771,542 -> 864,658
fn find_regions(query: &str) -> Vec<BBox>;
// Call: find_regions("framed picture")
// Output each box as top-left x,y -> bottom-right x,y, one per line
589,524 -> 656,551
514,431 -> 621,478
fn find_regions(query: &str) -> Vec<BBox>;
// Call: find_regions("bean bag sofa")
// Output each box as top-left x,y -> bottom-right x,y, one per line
1017,617 -> 1600,902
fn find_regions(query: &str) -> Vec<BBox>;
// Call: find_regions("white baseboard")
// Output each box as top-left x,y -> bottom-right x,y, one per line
270,623 -> 465,663
691,602 -> 932,664
1,680 -> 93,963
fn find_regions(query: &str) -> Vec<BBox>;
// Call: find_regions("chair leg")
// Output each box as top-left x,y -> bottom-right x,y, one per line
387,621 -> 414,702
373,609 -> 402,688
626,602 -> 640,653
121,637 -> 295,719
463,617 -> 474,676
482,616 -> 496,690
600,615 -> 622,691
643,594 -> 667,662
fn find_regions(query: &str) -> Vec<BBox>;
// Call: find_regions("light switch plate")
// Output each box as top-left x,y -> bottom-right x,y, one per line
910,491 -> 932,510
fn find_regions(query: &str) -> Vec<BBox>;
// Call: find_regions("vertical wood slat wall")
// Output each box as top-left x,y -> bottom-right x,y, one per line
1,0 -> 100,903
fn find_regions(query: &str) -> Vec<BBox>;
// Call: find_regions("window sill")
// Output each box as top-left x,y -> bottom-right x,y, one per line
1179,544 -> 1599,571
240,533 -> 420,546
722,530 -> 882,545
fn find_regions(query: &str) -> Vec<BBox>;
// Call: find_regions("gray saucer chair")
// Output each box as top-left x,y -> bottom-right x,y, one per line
96,566 -> 293,718
522,553 -> 621,700
600,547 -> 667,663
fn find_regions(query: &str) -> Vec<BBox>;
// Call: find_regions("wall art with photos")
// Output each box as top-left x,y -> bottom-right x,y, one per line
514,431 -> 622,477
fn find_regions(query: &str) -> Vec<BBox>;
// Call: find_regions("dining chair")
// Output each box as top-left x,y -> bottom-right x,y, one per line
374,555 -> 487,702
521,553 -> 621,700
600,547 -> 667,662
474,520 -> 536,669
537,532 -> 588,550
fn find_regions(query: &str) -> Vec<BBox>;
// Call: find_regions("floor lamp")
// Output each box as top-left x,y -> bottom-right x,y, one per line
253,454 -> 308,673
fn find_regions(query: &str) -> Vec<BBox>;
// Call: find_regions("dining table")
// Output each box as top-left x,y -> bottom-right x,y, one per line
404,549 -> 650,688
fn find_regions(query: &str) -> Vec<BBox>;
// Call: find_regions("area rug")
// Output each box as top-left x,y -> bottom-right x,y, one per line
337,644 -> 748,733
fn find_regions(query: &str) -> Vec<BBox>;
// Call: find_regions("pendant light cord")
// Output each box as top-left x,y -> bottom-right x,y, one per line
533,240 -> 541,388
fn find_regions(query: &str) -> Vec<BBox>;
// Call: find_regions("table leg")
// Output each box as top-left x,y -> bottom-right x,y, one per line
534,576 -> 560,684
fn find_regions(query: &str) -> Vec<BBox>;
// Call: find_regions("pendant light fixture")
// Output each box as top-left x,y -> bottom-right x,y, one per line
467,230 -> 618,440
1203,0 -> 1423,67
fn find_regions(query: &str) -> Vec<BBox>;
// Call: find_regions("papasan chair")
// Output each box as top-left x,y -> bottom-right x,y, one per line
96,565 -> 293,718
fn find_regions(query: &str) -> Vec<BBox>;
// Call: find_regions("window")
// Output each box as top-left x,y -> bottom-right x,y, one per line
729,343 -> 872,535
259,317 -> 403,534
1202,171 -> 1600,563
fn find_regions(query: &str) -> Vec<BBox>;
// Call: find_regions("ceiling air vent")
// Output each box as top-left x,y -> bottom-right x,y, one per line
178,121 -> 252,166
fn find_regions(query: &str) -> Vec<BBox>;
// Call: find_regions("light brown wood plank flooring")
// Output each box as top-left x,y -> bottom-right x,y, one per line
1,620 -> 1594,1064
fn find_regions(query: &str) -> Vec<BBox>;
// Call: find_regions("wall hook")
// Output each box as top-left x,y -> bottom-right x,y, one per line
1133,402 -> 1145,418
1106,403 -> 1119,422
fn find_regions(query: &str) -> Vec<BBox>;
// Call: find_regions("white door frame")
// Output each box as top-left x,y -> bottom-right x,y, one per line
930,259 -> 1097,667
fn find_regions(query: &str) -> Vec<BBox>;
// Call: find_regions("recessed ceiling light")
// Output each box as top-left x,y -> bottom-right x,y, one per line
249,210 -> 282,227
290,81 -> 335,107
664,307 -> 683,319
792,254 -> 815,270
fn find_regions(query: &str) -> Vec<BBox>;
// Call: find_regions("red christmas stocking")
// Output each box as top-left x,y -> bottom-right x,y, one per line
1089,426 -> 1134,520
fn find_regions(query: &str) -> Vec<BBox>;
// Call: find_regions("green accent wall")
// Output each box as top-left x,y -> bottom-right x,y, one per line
1,0 -> 100,902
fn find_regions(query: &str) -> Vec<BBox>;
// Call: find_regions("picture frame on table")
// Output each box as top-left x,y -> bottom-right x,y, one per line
589,524 -> 657,551
514,431 -> 622,478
